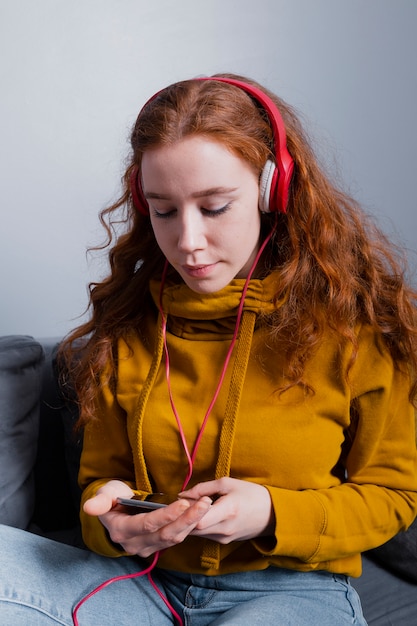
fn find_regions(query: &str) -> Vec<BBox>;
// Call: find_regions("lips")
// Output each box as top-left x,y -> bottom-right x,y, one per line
182,263 -> 217,278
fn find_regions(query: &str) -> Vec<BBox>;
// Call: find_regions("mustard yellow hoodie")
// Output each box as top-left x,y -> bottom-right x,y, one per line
79,272 -> 417,577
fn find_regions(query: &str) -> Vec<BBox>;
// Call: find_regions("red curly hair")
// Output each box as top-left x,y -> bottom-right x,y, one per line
60,73 -> 417,425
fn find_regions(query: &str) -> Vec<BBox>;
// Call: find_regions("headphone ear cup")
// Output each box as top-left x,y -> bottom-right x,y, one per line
130,166 -> 149,215
259,159 -> 277,213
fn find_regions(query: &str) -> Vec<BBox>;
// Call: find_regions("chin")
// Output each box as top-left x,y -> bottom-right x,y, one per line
182,277 -> 230,295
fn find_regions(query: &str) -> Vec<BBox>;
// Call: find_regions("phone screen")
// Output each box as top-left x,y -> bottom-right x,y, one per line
116,493 -> 178,513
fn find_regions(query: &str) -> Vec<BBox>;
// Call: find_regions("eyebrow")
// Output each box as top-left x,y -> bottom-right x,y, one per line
144,187 -> 238,200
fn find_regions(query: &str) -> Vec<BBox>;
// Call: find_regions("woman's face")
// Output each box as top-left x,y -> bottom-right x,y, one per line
141,136 -> 262,294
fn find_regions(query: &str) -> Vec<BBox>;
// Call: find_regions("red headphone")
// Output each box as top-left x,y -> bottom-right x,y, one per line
130,76 -> 294,216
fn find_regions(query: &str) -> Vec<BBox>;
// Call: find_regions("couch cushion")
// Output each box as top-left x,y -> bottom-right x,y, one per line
32,340 -> 82,532
353,555 -> 417,624
0,335 -> 44,528
366,517 -> 417,584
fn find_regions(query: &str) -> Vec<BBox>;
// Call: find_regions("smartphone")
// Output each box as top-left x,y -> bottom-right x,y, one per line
116,493 -> 181,513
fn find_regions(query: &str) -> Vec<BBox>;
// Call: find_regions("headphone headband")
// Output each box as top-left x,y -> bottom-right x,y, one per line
130,76 -> 294,215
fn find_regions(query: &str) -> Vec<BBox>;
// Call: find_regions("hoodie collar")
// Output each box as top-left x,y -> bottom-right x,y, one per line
149,271 -> 279,321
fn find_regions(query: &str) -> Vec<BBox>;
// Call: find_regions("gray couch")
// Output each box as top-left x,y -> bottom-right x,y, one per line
1,335 -> 416,624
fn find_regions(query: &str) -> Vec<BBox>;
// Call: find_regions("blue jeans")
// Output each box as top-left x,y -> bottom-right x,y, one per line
0,525 -> 367,625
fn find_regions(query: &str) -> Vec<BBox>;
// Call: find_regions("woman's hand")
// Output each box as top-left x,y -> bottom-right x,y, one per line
179,477 -> 275,543
83,480 -> 212,558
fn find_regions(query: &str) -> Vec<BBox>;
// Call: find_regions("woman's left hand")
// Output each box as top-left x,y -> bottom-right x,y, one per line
179,477 -> 275,543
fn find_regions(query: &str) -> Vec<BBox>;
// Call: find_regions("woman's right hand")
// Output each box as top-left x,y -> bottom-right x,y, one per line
83,480 -> 212,557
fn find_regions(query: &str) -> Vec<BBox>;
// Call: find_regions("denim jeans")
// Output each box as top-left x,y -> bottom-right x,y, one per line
0,525 -> 367,625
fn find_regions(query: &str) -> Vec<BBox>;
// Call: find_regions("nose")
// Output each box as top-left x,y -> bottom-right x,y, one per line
176,209 -> 205,253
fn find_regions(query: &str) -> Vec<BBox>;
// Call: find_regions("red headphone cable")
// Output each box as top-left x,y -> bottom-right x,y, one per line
159,222 -> 277,491
72,220 -> 277,625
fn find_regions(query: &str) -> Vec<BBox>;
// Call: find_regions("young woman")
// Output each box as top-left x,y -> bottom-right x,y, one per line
1,73 -> 416,625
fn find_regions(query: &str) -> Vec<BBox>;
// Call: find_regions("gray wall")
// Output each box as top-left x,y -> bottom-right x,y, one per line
1,0 -> 416,338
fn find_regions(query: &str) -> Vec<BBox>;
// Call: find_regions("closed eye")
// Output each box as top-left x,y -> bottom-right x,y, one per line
152,203 -> 232,219
151,208 -> 176,219
201,203 -> 231,217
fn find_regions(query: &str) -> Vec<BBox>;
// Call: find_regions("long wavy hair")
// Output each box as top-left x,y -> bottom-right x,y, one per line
60,73 -> 417,425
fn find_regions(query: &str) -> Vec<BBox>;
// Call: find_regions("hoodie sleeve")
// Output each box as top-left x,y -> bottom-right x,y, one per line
254,328 -> 417,564
78,381 -> 137,556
